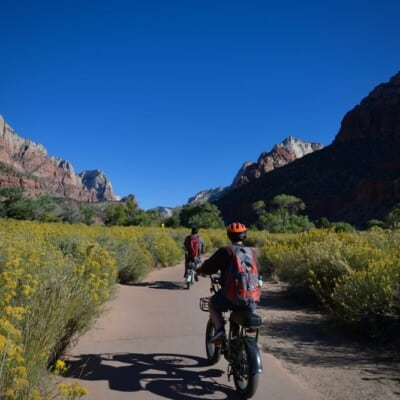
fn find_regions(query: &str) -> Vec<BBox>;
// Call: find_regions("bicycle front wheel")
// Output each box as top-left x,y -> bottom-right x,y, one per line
205,319 -> 221,365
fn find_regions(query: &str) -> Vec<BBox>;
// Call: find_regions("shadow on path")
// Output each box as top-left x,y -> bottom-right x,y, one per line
65,352 -> 240,399
258,283 -> 400,392
125,281 -> 187,290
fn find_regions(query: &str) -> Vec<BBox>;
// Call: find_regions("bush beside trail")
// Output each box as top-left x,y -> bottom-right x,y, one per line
259,228 -> 400,337
0,220 -> 117,399
1,220 -> 399,398
0,221 -> 229,399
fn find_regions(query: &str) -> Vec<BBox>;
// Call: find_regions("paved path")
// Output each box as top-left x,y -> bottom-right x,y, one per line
64,264 -> 324,399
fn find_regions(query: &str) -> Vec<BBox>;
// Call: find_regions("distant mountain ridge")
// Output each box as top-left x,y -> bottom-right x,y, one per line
187,136 -> 323,205
214,71 -> 400,228
231,136 -> 323,189
0,115 -> 116,201
3,70 -> 400,228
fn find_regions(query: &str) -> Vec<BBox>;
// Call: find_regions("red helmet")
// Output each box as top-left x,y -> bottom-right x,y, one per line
227,222 -> 247,242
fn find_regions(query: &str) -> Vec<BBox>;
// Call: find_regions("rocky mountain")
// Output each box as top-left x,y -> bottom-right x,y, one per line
214,71 -> 400,228
187,186 -> 230,206
0,115 -> 116,201
231,136 -> 323,188
187,137 -> 323,205
153,206 -> 174,219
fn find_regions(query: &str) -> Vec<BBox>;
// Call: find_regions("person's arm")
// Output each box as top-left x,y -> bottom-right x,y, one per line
200,237 -> 205,254
197,246 -> 230,275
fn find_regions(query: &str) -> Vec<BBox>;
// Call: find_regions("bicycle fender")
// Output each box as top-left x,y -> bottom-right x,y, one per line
244,339 -> 263,374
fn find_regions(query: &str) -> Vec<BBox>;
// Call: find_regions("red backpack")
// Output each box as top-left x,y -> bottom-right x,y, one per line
223,245 -> 261,306
188,235 -> 199,259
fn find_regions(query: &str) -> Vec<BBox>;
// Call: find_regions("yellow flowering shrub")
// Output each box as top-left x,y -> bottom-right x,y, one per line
330,248 -> 400,329
1,222 -> 235,397
202,228 -> 228,252
0,220 -> 117,399
259,227 -> 400,334
143,229 -> 182,267
6,219 -> 397,395
57,382 -> 89,400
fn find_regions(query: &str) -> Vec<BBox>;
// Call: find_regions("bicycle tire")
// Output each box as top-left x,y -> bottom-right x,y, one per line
233,340 -> 259,398
205,319 -> 222,365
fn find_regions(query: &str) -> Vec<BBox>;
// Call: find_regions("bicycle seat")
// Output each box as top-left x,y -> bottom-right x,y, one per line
230,311 -> 262,328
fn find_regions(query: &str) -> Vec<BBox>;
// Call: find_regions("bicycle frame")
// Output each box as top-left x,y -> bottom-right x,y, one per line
200,275 -> 263,398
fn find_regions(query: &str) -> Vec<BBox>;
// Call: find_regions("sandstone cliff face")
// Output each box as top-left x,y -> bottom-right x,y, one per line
0,115 -> 116,201
214,71 -> 400,227
231,136 -> 323,188
335,72 -> 400,143
333,71 -> 400,210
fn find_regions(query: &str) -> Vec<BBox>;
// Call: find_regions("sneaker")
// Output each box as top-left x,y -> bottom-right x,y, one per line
209,329 -> 226,344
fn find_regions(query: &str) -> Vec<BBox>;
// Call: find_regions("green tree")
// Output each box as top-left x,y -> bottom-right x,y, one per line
0,187 -> 35,220
179,203 -> 224,229
32,196 -> 58,222
385,203 -> 400,229
165,208 -> 181,228
132,209 -> 163,226
104,203 -> 127,226
80,204 -> 96,225
124,196 -> 140,225
315,217 -> 332,229
258,194 -> 313,233
270,194 -> 306,214
6,197 -> 35,220
332,222 -> 354,232
252,200 -> 266,216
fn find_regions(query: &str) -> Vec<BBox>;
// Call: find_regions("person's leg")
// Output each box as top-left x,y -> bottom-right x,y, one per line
209,291 -> 230,341
209,299 -> 224,332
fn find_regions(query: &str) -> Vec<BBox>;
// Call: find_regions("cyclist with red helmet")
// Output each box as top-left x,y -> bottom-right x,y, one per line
196,222 -> 261,343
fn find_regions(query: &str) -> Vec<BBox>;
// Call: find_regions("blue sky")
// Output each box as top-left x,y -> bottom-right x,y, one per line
1,1 -> 400,209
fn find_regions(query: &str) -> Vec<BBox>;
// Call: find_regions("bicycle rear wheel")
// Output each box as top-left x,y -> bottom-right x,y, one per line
233,341 -> 259,398
186,271 -> 193,289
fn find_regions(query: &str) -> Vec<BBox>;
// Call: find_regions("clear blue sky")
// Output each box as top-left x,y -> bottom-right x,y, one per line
1,1 -> 400,209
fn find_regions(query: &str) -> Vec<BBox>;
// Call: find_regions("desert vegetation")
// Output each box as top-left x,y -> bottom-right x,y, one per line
0,220 -> 229,399
259,227 -> 400,337
1,197 -> 399,398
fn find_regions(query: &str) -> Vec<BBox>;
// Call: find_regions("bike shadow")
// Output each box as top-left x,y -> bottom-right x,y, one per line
125,281 -> 187,290
65,352 -> 241,399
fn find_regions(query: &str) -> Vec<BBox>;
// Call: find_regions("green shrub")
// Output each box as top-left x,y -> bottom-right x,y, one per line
143,229 -> 182,267
95,235 -> 152,284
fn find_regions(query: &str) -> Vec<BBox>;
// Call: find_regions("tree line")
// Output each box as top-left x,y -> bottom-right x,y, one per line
1,187 -> 399,231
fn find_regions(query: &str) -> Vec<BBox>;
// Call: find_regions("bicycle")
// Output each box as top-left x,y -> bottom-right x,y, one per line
199,275 -> 263,399
185,257 -> 201,289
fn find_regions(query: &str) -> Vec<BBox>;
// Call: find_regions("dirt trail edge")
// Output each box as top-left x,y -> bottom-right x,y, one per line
62,263 -> 324,400
257,282 -> 400,400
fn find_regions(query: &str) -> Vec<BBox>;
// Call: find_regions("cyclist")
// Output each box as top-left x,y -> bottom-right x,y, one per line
196,222 -> 261,343
183,225 -> 204,279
